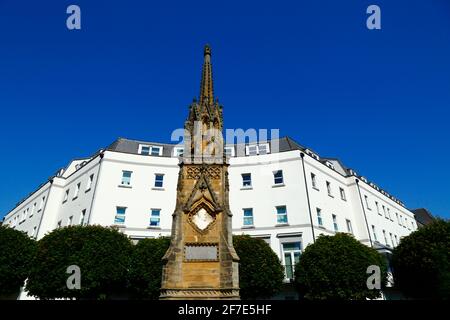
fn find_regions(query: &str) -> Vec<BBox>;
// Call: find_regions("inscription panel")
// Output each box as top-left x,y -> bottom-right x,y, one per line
185,244 -> 218,261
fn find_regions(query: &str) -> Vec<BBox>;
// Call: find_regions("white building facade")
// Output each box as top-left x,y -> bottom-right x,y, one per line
3,136 -> 417,289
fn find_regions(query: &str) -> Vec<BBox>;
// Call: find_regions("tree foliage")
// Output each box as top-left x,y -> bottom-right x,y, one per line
26,225 -> 133,299
233,235 -> 284,299
392,219 -> 450,300
294,233 -> 387,300
0,225 -> 36,297
127,237 -> 170,299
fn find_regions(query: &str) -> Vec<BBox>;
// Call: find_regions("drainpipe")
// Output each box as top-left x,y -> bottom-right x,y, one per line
356,178 -> 373,247
300,152 -> 315,243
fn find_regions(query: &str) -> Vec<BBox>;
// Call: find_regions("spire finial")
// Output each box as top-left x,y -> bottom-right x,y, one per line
199,44 -> 214,105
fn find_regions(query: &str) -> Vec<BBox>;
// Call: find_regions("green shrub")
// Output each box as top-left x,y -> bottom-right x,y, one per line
294,233 -> 387,300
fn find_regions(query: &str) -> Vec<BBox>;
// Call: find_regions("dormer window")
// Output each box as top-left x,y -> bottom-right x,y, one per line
245,144 -> 270,156
173,147 -> 184,157
140,145 -> 151,155
224,146 -> 235,157
151,146 -> 162,156
139,144 -> 163,156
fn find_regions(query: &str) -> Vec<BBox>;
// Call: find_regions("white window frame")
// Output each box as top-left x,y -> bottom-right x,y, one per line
316,208 -> 323,227
346,219 -> 353,234
326,181 -> 332,197
173,147 -> 184,157
245,145 -> 258,156
86,174 -> 94,191
150,146 -> 163,156
80,209 -> 86,225
154,173 -> 164,188
273,170 -> 284,185
276,206 -> 288,225
121,170 -> 132,186
63,189 -> 69,203
241,173 -> 252,188
340,187 -> 346,201
115,207 -> 127,225
73,182 -> 80,199
149,209 -> 161,227
243,208 -> 254,227
138,144 -> 151,155
224,146 -> 235,157
332,214 -> 338,232
365,195 -> 371,210
311,173 -> 318,189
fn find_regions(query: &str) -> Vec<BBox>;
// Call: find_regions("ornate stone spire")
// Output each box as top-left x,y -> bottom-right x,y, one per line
199,44 -> 214,105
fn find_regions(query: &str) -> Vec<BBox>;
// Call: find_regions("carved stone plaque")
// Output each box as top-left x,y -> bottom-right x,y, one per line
185,244 -> 218,261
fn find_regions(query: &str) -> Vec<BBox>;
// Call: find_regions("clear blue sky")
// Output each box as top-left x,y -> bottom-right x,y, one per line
0,0 -> 449,219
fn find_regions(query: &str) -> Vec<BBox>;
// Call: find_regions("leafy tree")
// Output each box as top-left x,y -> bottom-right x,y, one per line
0,225 -> 36,298
127,237 -> 170,299
26,225 -> 133,299
233,235 -> 285,299
392,219 -> 450,299
294,233 -> 387,300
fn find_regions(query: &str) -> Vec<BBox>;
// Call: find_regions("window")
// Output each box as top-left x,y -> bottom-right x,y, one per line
243,208 -> 254,226
332,214 -> 338,232
386,208 -> 391,220
80,209 -> 86,225
32,226 -> 37,238
140,145 -> 150,155
30,203 -> 36,217
247,145 -> 258,156
326,181 -> 332,196
396,212 -> 400,225
73,183 -> 80,199
375,201 -> 380,215
258,144 -> 269,155
224,147 -> 234,157
311,173 -> 317,189
246,144 -> 270,156
151,146 -> 162,156
150,209 -> 161,227
86,174 -> 94,191
389,233 -> 394,247
154,174 -> 164,188
121,171 -> 132,186
273,170 -> 284,185
346,219 -> 353,234
411,221 -> 415,230
57,220 -> 62,228
316,208 -> 323,227
394,235 -> 398,245
282,242 -> 301,280
404,218 -> 408,229
276,206 -> 288,224
115,207 -> 126,224
242,173 -> 252,187
340,188 -> 346,201
174,147 -> 184,157
38,196 -> 45,211
24,209 -> 29,221
63,189 -> 69,203
372,225 -> 377,241
382,230 -> 388,246
68,216 -> 73,226
382,205 -> 387,218
365,195 -> 371,210
399,215 -> 403,226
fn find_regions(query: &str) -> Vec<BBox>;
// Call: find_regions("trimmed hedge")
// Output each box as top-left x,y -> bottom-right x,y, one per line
392,219 -> 450,299
0,225 -> 36,298
26,225 -> 133,299
294,233 -> 387,300
233,235 -> 285,299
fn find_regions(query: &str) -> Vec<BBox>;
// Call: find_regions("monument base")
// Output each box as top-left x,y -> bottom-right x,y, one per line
160,288 -> 240,300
